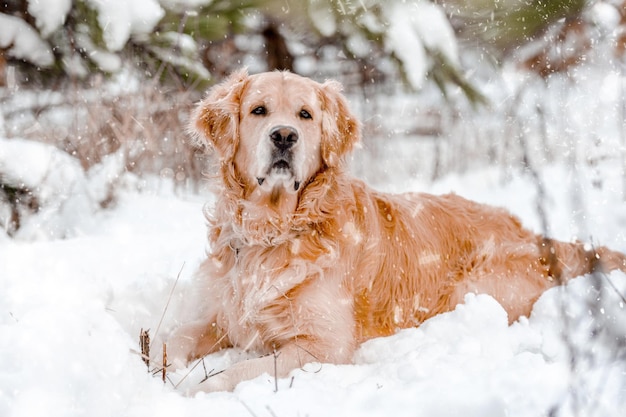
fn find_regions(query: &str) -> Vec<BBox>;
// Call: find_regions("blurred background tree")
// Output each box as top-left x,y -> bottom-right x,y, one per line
1,0 -> 626,192
0,2 -> 498,92
3,0 -> 624,94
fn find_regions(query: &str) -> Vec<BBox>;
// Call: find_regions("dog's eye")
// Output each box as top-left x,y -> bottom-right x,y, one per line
251,106 -> 267,115
299,109 -> 312,120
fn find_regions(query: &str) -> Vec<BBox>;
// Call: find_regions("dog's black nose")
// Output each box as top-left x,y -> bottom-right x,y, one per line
270,126 -> 298,150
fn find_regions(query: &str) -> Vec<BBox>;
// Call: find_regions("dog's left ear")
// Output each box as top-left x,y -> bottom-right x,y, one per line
318,80 -> 361,167
189,68 -> 249,160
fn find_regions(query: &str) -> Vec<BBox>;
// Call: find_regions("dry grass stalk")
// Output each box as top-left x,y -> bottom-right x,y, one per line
273,349 -> 280,393
139,328 -> 150,368
162,343 -> 167,384
150,263 -> 184,352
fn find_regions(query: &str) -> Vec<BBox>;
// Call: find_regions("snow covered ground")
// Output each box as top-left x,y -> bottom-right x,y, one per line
2,149 -> 626,416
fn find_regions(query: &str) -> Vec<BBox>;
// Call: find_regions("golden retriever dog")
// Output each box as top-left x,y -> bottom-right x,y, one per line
166,68 -> 626,392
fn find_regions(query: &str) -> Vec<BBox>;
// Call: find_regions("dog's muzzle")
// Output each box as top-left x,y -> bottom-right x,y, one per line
256,125 -> 301,191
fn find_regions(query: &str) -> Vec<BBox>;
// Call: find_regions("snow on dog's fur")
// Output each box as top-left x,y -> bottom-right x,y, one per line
165,69 -> 626,392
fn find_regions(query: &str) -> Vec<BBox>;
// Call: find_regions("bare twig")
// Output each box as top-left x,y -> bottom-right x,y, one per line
197,365 -> 223,385
151,262 -> 185,350
162,343 -> 167,383
273,348 -> 280,393
139,328 -> 150,368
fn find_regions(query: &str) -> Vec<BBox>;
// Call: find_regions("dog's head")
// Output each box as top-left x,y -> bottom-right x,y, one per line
190,69 -> 360,196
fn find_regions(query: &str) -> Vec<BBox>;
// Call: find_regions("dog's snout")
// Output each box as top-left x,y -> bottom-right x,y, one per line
270,126 -> 298,150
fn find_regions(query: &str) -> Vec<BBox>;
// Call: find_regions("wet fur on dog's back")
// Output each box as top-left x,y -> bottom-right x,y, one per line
166,69 -> 626,392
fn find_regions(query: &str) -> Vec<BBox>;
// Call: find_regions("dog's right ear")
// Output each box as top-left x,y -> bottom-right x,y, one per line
189,68 -> 249,160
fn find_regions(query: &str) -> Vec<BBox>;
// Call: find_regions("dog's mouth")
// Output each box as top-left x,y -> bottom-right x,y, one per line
256,157 -> 301,191
272,160 -> 290,171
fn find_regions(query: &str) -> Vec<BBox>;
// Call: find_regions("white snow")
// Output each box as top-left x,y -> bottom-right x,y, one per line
0,14 -> 54,67
27,0 -> 72,38
2,158 -> 625,416
147,32 -> 211,80
385,5 -> 428,89
308,0 -> 337,37
307,0 -> 459,89
75,31 -> 123,73
590,1 -> 622,30
383,1 -> 459,89
160,0 -> 214,10
86,0 -> 165,51
405,0 -> 459,66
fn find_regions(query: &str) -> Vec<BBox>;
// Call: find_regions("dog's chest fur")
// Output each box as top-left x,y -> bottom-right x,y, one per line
215,240 -> 317,352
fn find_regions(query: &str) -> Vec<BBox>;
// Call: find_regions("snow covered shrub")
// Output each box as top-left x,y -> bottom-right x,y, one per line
0,138 -> 116,239
0,178 -> 39,237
